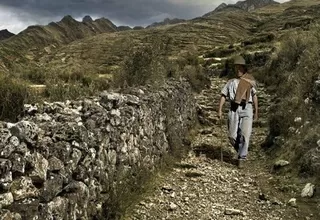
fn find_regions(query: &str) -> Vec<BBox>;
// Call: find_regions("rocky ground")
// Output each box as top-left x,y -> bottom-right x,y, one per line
123,76 -> 319,220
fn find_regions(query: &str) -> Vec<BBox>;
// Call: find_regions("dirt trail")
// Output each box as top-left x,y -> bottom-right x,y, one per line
124,76 -> 317,220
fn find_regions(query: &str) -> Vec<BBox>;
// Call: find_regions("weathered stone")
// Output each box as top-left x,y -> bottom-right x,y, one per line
0,159 -> 12,176
274,160 -> 290,168
224,208 -> 245,216
288,198 -> 297,207
10,177 -> 39,200
37,136 -> 53,158
9,136 -> 20,147
24,104 -> 38,115
63,181 -> 90,218
0,128 -> 12,146
81,148 -> 96,167
294,117 -> 302,123
40,174 -> 64,202
73,165 -> 88,181
8,199 -> 39,219
51,141 -> 72,162
14,142 -> 28,155
169,202 -> 178,211
68,148 -> 82,171
29,153 -> 49,183
107,149 -> 117,165
0,192 -> 14,208
0,209 -> 22,220
10,154 -> 26,174
48,156 -> 64,172
8,121 -> 38,144
36,113 -> 52,122
38,197 -> 69,220
301,183 -> 315,198
0,144 -> 15,158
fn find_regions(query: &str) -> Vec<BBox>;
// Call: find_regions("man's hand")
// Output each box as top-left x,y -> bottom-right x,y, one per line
218,95 -> 226,120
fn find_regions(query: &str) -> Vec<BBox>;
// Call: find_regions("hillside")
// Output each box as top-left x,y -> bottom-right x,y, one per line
41,9 -> 258,74
205,0 -> 279,16
0,0 -> 319,76
1,0 -> 320,74
0,15 -> 117,71
37,0 -> 320,75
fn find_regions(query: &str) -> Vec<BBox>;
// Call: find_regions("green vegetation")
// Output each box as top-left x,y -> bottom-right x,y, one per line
113,39 -> 209,92
260,23 -> 320,178
0,74 -> 29,121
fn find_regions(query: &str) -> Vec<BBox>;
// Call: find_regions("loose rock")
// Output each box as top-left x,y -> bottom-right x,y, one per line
301,183 -> 315,198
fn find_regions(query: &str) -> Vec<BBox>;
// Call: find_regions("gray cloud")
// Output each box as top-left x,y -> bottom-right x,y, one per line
0,0 -> 290,34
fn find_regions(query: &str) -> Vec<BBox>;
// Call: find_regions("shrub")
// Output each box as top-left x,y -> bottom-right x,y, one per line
113,40 -> 168,88
113,39 -> 209,93
261,23 -> 320,180
0,74 -> 29,121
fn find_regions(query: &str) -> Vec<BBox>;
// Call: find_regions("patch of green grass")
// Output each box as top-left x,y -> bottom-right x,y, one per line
0,74 -> 29,122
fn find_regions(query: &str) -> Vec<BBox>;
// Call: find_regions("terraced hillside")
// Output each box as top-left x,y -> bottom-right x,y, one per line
0,15 -> 117,72
39,0 -> 320,75
1,0 -> 320,76
41,9 -> 258,74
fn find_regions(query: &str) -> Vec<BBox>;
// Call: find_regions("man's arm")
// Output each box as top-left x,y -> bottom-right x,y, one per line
218,95 -> 226,120
253,94 -> 258,121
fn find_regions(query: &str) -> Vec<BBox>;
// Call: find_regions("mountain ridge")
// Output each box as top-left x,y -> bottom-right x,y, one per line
0,29 -> 15,41
205,0 -> 279,16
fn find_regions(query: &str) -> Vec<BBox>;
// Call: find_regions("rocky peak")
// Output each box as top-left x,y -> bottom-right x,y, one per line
215,3 -> 228,12
213,0 -> 279,12
82,15 -> 93,23
61,15 -> 77,24
235,0 -> 279,11
0,29 -> 15,41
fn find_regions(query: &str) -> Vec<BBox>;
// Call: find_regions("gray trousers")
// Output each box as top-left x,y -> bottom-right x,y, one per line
228,103 -> 253,159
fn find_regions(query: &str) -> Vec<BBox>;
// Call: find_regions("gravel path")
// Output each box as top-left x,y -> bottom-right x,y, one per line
124,76 -> 316,220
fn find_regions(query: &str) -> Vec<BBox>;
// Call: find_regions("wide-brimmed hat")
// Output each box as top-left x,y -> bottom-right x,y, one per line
234,55 -> 246,65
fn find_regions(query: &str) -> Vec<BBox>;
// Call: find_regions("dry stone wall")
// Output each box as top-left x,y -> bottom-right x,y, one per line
0,80 -> 196,219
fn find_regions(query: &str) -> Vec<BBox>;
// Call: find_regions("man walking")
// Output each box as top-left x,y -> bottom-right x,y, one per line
218,55 -> 259,167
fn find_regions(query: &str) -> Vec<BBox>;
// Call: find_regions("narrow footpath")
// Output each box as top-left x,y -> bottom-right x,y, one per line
124,76 -> 314,220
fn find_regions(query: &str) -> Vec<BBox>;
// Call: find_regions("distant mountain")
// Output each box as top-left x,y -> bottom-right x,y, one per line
82,15 -> 93,23
214,3 -> 228,12
235,0 -> 279,11
117,26 -> 132,31
0,29 -> 15,41
133,26 -> 144,30
147,18 -> 186,28
206,0 -> 279,15
3,15 -> 117,50
0,15 -> 119,72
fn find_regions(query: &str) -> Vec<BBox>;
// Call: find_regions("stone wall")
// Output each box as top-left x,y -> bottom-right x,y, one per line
0,80 -> 196,219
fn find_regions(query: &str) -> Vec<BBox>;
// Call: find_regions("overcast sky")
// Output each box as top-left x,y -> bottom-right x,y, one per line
0,0 -> 290,34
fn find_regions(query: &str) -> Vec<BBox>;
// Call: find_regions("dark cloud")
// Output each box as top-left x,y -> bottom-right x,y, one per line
0,0 -> 290,33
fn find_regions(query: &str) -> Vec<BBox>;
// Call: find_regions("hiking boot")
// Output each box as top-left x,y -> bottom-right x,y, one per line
237,158 -> 246,169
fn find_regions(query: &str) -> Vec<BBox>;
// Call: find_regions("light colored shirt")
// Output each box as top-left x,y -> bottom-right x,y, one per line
221,78 -> 257,102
